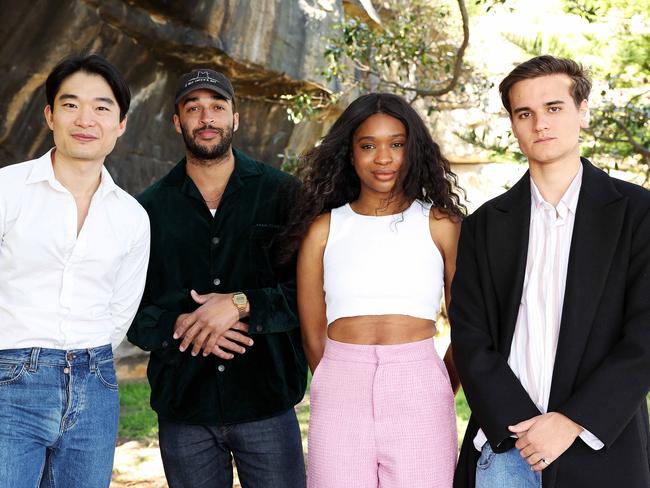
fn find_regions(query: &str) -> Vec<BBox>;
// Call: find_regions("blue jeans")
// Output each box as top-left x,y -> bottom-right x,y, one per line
476,441 -> 542,488
159,408 -> 306,488
0,346 -> 119,488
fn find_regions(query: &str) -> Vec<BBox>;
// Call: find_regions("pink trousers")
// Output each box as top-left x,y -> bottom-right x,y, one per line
307,337 -> 457,488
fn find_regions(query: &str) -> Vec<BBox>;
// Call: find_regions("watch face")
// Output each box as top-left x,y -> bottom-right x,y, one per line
233,293 -> 247,305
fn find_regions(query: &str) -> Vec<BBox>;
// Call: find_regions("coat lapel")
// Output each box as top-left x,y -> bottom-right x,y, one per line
548,158 -> 626,408
486,173 -> 532,356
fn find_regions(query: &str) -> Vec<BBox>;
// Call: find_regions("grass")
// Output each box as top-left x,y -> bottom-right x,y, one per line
118,381 -> 158,444
118,380 -> 650,444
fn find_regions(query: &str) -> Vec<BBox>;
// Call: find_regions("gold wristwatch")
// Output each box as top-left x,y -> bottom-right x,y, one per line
231,292 -> 249,318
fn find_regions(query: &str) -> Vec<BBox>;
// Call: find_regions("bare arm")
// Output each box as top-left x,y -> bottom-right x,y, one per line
297,213 -> 330,373
430,208 -> 461,394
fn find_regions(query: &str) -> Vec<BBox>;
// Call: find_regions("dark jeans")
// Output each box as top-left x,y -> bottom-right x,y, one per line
159,408 -> 306,488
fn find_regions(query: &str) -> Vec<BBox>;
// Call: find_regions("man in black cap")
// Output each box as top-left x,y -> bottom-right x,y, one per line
128,68 -> 307,488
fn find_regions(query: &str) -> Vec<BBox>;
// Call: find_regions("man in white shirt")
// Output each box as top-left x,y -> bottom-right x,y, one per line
451,55 -> 650,488
0,54 -> 150,488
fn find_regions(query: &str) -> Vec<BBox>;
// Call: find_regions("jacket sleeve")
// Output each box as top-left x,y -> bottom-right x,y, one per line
556,209 -> 650,448
126,266 -> 182,353
450,215 -> 540,451
241,176 -> 300,336
242,278 -> 298,335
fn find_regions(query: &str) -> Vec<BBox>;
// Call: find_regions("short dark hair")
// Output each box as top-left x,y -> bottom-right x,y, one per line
45,54 -> 131,121
499,55 -> 591,116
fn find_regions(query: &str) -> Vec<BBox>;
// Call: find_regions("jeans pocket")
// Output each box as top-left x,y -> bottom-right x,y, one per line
476,442 -> 496,470
95,359 -> 119,390
0,362 -> 26,386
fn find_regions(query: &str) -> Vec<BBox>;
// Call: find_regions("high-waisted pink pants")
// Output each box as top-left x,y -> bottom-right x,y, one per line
307,337 -> 457,488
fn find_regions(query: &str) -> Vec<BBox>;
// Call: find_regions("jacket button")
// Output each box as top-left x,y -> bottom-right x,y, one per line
256,325 -> 263,332
211,236 -> 220,245
162,341 -> 169,348
213,278 -> 221,286
217,364 -> 225,372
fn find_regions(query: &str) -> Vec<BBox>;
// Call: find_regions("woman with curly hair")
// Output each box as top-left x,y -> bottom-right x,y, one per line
293,93 -> 465,488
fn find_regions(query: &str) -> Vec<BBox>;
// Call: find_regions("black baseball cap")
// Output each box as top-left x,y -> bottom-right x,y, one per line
174,68 -> 235,104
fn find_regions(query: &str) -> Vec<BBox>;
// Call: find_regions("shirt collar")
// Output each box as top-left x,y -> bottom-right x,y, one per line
98,165 -> 120,199
25,149 -> 57,186
25,148 -> 120,199
530,164 -> 583,219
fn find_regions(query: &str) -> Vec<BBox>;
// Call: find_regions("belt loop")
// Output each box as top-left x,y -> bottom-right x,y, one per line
28,348 -> 40,372
88,347 -> 97,372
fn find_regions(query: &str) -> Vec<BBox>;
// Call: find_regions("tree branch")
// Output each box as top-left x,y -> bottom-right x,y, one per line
612,119 -> 650,158
373,0 -> 470,97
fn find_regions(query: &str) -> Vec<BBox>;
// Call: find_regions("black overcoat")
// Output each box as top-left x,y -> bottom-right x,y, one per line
450,158 -> 650,488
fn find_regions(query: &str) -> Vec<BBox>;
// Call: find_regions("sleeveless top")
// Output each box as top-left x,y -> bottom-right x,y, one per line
323,200 -> 445,325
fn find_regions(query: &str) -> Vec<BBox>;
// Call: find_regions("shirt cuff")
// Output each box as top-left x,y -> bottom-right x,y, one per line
579,429 -> 604,450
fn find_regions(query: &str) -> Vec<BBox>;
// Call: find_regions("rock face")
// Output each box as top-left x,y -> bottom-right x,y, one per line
0,0 -> 341,194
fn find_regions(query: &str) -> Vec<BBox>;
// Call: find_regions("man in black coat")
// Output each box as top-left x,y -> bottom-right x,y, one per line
451,55 -> 650,488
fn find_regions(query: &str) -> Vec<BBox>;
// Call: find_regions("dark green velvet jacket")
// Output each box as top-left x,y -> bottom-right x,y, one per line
128,148 -> 307,425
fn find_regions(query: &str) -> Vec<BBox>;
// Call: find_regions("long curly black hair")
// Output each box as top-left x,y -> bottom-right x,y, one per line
280,92 -> 466,261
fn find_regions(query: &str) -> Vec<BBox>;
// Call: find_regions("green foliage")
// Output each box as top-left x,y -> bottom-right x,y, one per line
457,127 -> 527,164
568,0 -> 650,179
583,86 -> 650,179
287,0 -> 479,121
281,92 -> 336,124
279,152 -> 301,175
323,1 -> 460,93
118,381 -> 158,443
470,0 -> 511,14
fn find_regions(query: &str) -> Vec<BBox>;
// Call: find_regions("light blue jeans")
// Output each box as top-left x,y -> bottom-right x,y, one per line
0,346 -> 119,488
476,441 -> 542,488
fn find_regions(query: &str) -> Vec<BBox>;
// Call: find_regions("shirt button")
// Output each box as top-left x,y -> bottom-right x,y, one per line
217,364 -> 225,372
211,237 -> 220,245
213,278 -> 221,286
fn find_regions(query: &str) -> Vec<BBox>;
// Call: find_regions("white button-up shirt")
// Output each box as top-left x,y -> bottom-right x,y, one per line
475,164 -> 603,451
0,149 -> 150,350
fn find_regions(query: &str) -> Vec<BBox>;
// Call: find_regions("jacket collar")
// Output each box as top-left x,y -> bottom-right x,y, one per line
486,157 -> 623,360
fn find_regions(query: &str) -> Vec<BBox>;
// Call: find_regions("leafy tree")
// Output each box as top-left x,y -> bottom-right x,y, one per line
283,0 -> 486,124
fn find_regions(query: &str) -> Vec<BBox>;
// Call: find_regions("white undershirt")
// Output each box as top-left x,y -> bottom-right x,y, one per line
474,165 -> 603,451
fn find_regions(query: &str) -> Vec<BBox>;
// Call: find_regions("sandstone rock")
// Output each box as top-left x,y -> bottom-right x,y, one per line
0,0 -> 340,194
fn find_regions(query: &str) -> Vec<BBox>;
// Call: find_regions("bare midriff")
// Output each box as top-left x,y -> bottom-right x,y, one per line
328,315 -> 436,345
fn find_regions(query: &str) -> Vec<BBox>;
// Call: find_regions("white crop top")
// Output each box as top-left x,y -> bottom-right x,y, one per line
323,200 -> 445,325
